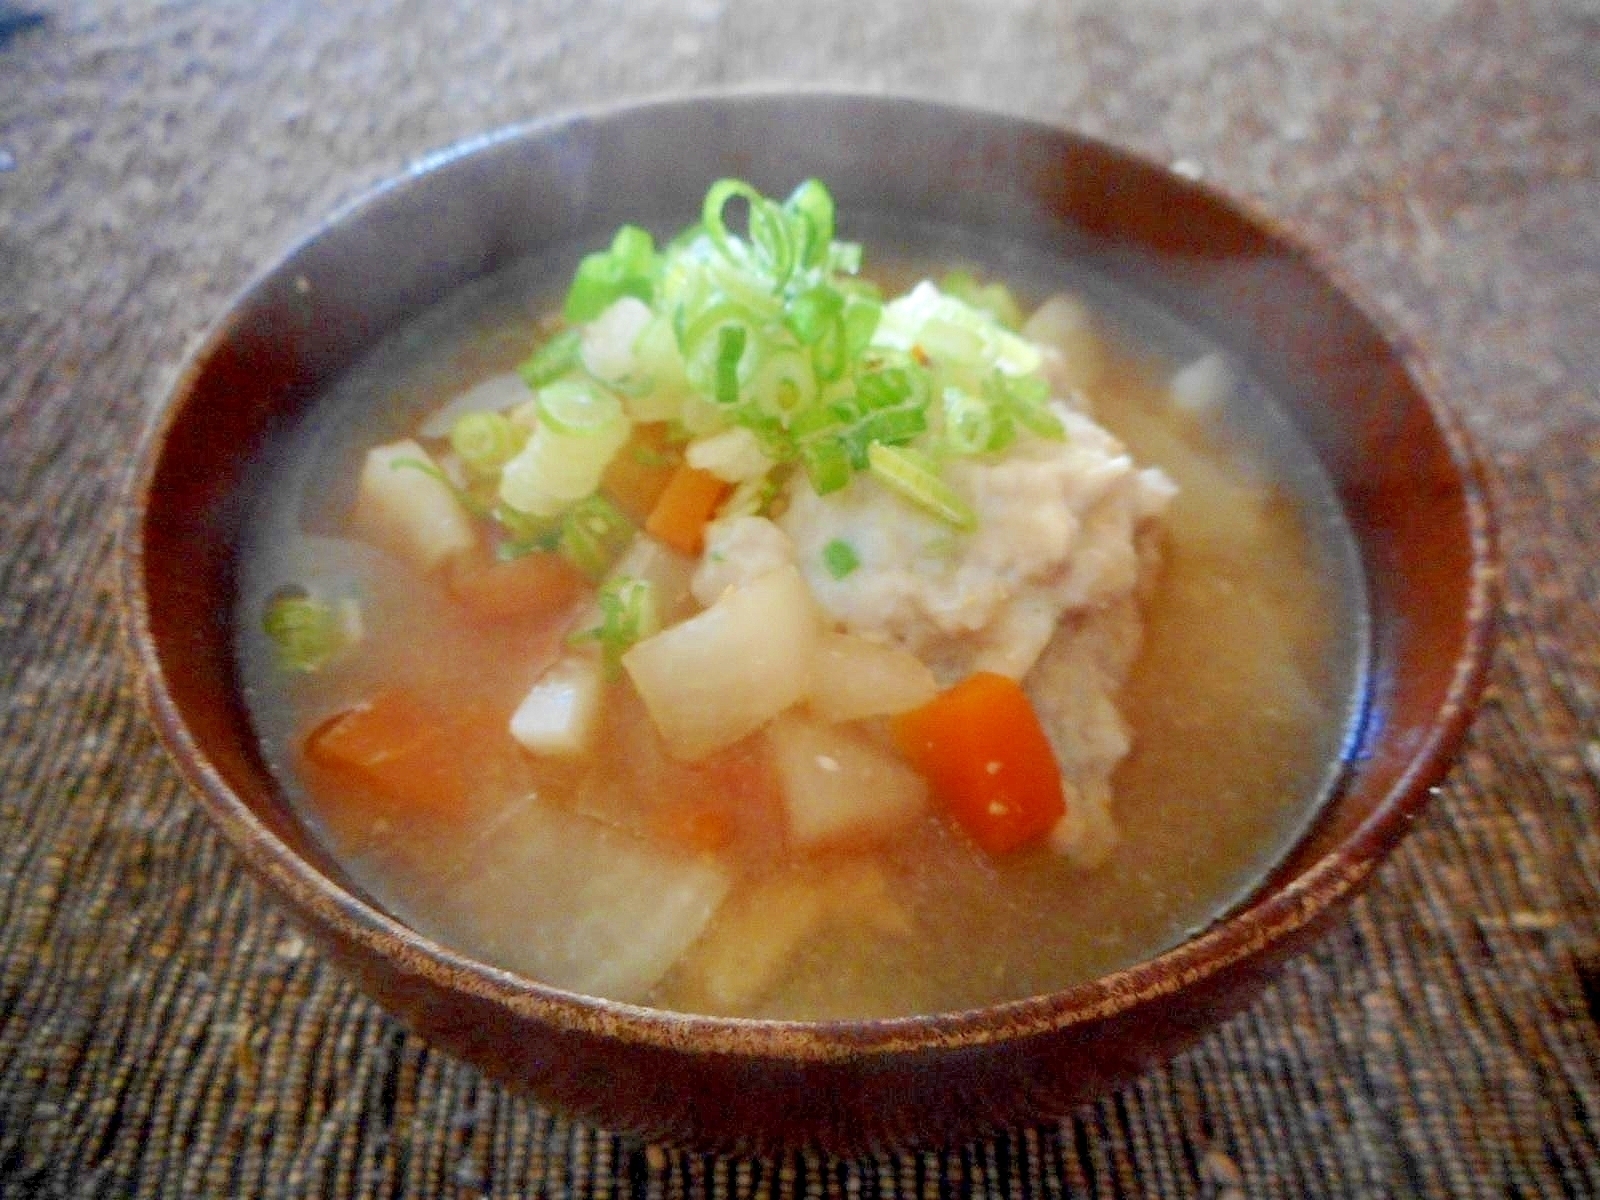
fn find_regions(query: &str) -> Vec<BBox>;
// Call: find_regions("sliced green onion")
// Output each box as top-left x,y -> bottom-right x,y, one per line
855,360 -> 930,411
678,298 -> 765,352
713,324 -> 747,407
611,225 -> 655,270
747,343 -> 816,417
263,591 -> 351,673
751,202 -> 798,286
559,493 -> 635,580
498,180 -> 1061,540
800,437 -> 853,495
517,328 -> 582,389
785,284 -> 843,345
788,400 -> 846,443
701,180 -> 760,262
840,293 -> 882,357
450,411 -> 524,475
701,248 -> 788,316
848,404 -> 928,461
572,575 -> 659,678
866,442 -> 977,530
738,412 -> 791,461
822,539 -> 860,580
986,369 -> 1065,440
678,302 -> 764,404
537,378 -> 625,438
784,179 -> 836,269
941,270 -> 1025,330
494,503 -> 564,558
565,225 -> 659,323
810,318 -> 849,383
941,386 -> 1010,456
917,316 -> 987,367
702,179 -> 797,286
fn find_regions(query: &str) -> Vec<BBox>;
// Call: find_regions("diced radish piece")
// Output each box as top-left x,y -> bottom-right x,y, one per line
509,654 -> 604,756
807,631 -> 939,723
769,715 -> 928,849
352,439 -> 475,573
622,565 -> 821,761
419,798 -> 730,1002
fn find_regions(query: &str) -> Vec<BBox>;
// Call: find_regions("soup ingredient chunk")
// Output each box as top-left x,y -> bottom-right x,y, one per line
621,563 -> 822,760
893,671 -> 1066,855
305,687 -> 484,816
509,654 -> 605,756
414,797 -> 732,1002
769,714 -> 928,849
352,439 -> 476,572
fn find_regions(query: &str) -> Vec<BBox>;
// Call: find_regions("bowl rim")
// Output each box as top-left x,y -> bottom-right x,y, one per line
123,87 -> 1500,1061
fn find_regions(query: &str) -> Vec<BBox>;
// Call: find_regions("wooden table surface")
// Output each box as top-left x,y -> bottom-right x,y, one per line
2,2 -> 1597,1195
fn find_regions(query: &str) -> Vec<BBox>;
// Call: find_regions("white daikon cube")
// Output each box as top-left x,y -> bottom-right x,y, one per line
509,654 -> 604,757
622,564 -> 821,760
807,631 -> 939,723
420,798 -> 731,1003
769,715 -> 928,849
352,439 -> 475,573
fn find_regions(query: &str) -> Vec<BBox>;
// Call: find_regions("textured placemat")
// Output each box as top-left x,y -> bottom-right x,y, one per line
3,2 -> 1598,1195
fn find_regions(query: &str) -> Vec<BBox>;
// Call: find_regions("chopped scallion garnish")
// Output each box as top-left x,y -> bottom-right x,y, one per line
822,539 -> 860,579
799,437 -> 853,495
493,503 -> 563,556
986,369 -> 1065,440
565,226 -> 660,323
866,442 -> 977,531
713,324 -> 747,407
537,378 -> 625,438
941,385 -> 1011,457
517,328 -> 583,389
558,493 -> 635,580
263,592 -> 355,673
450,411 -> 524,476
940,269 -> 1025,331
572,576 -> 659,678
497,178 -> 1067,540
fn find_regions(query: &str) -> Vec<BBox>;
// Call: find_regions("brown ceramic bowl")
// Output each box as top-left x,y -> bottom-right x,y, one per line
124,92 -> 1496,1153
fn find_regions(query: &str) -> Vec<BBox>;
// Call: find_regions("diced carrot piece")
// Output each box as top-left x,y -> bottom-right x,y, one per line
602,422 -> 683,525
304,688 -> 471,816
644,463 -> 731,556
447,547 -> 591,623
891,671 -> 1065,855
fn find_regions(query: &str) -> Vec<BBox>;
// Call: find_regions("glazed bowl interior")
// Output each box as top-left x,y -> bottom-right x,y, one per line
126,92 -> 1495,1152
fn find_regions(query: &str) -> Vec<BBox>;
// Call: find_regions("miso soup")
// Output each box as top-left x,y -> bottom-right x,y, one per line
235,181 -> 1365,1019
